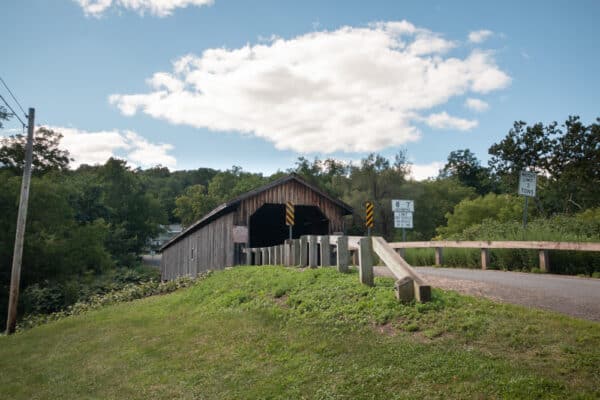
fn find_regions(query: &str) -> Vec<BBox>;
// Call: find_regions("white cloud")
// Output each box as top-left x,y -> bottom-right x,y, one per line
45,126 -> 177,169
468,29 -> 493,44
424,112 -> 478,130
464,97 -> 489,112
74,0 -> 213,17
110,21 -> 509,153
409,161 -> 444,181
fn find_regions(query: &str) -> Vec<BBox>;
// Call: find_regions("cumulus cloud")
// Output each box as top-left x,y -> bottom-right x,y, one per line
468,29 -> 493,43
74,0 -> 213,17
424,112 -> 478,130
110,21 -> 510,153
409,161 -> 444,181
464,98 -> 489,112
46,126 -> 177,169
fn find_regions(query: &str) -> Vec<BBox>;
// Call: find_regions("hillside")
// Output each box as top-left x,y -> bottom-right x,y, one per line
1,266 -> 599,399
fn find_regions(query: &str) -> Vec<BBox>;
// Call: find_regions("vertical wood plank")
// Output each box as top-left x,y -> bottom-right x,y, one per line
435,247 -> 443,266
320,235 -> 331,267
336,236 -> 349,273
358,237 -> 374,286
308,235 -> 318,268
300,236 -> 308,267
539,250 -> 550,272
481,248 -> 490,270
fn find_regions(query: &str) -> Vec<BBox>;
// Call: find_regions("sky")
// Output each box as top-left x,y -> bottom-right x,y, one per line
1,0 -> 599,179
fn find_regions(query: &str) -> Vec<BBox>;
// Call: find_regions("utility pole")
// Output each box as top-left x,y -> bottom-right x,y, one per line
6,108 -> 34,335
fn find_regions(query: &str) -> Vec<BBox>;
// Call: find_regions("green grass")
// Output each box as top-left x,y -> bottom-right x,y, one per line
1,266 -> 599,399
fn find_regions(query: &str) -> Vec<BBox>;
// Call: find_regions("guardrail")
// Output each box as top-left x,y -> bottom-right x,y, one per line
244,235 -> 431,303
389,241 -> 600,272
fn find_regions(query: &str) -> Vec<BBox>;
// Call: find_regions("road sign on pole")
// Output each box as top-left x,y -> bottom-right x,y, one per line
365,201 -> 374,235
394,211 -> 413,229
391,199 -> 414,212
518,171 -> 537,197
285,201 -> 294,239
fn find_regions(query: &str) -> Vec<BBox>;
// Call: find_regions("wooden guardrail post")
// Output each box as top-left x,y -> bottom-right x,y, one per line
320,235 -> 331,267
275,245 -> 280,265
308,235 -> 318,268
280,244 -> 285,265
481,248 -> 490,270
284,240 -> 291,266
246,248 -> 253,265
261,248 -> 268,265
539,250 -> 549,272
292,239 -> 300,266
300,236 -> 308,267
252,249 -> 262,265
435,247 -> 443,266
336,236 -> 349,273
372,237 -> 431,303
358,237 -> 374,286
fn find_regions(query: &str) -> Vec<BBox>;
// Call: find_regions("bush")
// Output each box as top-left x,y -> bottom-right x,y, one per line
432,209 -> 600,275
17,273 -> 209,331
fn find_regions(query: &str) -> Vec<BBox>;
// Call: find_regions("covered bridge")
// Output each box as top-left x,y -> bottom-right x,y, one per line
160,174 -> 354,280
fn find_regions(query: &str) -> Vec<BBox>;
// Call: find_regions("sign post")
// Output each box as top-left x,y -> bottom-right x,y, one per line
518,171 -> 537,229
392,199 -> 414,242
285,202 -> 294,240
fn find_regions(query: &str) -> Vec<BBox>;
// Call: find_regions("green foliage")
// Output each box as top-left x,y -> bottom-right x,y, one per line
18,273 -> 204,331
437,193 -> 527,237
428,210 -> 600,274
1,267 -> 598,399
439,149 -> 494,194
488,116 -> 600,213
0,127 -> 72,174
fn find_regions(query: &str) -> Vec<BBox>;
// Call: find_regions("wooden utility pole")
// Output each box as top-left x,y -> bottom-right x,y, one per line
5,108 -> 34,335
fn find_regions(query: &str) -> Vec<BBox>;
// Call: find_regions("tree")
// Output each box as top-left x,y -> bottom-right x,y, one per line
0,105 -> 9,128
0,127 -> 72,174
174,184 -> 216,227
437,193 -> 532,237
489,116 -> 600,213
439,149 -> 493,195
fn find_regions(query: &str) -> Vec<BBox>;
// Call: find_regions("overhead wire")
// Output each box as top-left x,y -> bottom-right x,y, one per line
0,77 -> 27,119
0,93 -> 26,127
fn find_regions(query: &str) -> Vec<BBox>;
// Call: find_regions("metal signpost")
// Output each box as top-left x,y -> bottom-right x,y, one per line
392,199 -> 414,241
518,171 -> 537,229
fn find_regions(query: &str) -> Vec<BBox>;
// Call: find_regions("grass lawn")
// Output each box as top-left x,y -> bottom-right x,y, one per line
1,266 -> 598,399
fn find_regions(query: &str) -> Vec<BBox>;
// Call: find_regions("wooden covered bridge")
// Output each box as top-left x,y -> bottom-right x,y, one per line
160,174 -> 354,280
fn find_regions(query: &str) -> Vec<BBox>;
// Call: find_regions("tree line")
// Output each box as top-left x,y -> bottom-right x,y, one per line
0,115 -> 598,328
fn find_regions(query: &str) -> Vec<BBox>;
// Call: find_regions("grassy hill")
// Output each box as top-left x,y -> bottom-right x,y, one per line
1,266 -> 598,399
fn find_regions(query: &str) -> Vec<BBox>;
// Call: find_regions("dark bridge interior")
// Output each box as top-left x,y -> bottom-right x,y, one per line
249,203 -> 329,248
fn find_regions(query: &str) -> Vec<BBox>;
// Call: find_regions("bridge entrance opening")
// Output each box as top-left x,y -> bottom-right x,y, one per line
249,203 -> 329,248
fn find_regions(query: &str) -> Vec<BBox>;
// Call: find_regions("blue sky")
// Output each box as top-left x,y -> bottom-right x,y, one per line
1,0 -> 598,178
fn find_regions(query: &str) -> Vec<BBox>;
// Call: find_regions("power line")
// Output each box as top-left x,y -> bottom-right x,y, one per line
0,77 -> 27,118
0,93 -> 26,127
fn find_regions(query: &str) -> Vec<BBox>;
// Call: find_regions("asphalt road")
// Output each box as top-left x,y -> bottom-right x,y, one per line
374,266 -> 600,322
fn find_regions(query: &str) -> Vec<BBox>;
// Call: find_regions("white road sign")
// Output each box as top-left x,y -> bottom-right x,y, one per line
518,171 -> 537,197
394,211 -> 413,229
391,199 -> 414,212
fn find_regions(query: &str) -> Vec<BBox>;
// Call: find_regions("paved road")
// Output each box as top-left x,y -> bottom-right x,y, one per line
374,266 -> 600,322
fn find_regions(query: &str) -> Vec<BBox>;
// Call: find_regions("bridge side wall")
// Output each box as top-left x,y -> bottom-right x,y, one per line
161,211 -> 235,280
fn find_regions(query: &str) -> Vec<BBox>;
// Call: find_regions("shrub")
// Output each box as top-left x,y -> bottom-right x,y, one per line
17,273 -> 209,332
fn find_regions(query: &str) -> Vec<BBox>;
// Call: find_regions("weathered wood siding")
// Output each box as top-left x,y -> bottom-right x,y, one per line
234,180 -> 346,232
161,212 -> 234,280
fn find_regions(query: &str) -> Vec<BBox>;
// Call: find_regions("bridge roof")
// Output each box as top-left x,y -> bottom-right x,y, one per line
160,173 -> 353,251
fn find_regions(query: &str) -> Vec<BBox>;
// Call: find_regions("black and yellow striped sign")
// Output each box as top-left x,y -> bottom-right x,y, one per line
285,201 -> 295,226
365,201 -> 374,228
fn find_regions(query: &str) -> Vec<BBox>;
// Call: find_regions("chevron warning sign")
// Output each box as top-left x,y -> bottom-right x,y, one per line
365,201 -> 374,228
285,201 -> 295,226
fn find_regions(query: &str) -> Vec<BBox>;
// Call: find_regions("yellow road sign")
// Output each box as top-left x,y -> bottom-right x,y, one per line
285,201 -> 294,226
365,201 -> 374,228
